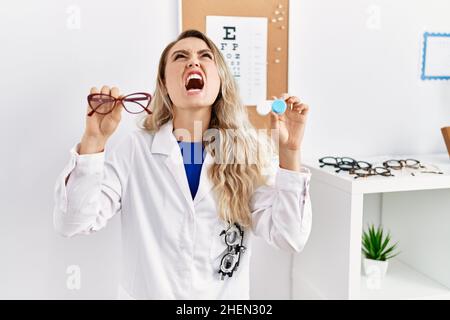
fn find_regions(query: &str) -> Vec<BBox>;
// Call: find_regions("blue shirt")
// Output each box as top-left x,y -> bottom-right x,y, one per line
177,141 -> 206,199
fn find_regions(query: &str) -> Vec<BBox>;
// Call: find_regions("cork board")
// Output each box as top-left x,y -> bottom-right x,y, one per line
180,0 -> 289,130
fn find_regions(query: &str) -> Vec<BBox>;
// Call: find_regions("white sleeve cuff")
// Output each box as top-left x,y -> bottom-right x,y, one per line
69,143 -> 105,175
275,166 -> 311,192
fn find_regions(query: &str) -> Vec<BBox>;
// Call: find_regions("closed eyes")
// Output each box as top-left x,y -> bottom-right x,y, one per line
173,53 -> 213,61
174,54 -> 186,60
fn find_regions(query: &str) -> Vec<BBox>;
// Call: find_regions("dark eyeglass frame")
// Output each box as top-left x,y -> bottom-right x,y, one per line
349,166 -> 395,179
87,92 -> 152,117
383,159 -> 444,176
218,223 -> 246,280
319,156 -> 372,173
320,156 -> 444,178
382,159 -> 424,170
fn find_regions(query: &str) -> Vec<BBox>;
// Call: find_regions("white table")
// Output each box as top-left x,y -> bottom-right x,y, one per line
292,153 -> 450,299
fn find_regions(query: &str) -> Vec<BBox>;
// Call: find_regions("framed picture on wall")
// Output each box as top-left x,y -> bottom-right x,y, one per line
421,32 -> 450,80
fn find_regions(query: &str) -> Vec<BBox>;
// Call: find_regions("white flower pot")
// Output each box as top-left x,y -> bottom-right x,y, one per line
363,258 -> 388,279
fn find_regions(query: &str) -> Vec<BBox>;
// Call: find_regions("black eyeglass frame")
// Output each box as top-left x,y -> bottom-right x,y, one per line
319,156 -> 372,173
218,223 -> 246,280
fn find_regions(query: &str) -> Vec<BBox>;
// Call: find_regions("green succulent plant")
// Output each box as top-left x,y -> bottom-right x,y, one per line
362,224 -> 399,261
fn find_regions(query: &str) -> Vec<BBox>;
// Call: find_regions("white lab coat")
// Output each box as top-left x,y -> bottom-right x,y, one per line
53,120 -> 312,299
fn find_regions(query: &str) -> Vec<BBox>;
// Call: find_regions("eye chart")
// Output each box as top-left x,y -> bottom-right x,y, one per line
206,16 -> 268,106
180,0 -> 290,130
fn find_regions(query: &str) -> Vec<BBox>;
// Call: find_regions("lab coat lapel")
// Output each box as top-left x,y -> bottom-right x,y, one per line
193,150 -> 215,205
165,147 -> 196,215
151,120 -> 195,216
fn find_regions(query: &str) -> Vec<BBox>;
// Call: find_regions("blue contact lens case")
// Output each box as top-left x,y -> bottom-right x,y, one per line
256,99 -> 288,115
271,99 -> 287,114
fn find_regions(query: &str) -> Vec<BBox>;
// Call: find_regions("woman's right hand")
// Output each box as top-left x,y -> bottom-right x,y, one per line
79,85 -> 123,154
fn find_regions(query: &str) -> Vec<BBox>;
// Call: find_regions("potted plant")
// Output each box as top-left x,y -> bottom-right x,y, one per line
361,224 -> 399,278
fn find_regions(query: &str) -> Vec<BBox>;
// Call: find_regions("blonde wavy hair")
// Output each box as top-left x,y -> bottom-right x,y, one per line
138,30 -> 275,228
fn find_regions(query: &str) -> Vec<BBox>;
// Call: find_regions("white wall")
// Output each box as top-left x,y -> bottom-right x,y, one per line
0,0 -> 178,299
0,0 -> 449,299
291,0 -> 450,160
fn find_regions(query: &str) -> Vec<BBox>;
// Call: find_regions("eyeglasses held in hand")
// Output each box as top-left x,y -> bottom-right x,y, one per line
87,92 -> 152,117
218,223 -> 246,280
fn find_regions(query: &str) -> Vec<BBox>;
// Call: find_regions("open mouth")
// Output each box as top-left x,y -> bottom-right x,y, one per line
185,72 -> 204,92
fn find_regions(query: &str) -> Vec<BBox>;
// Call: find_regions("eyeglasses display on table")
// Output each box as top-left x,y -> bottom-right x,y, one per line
349,166 -> 394,179
383,159 -> 423,170
319,157 -> 372,173
87,92 -> 152,116
319,156 -> 444,179
382,158 -> 443,176
218,223 -> 246,280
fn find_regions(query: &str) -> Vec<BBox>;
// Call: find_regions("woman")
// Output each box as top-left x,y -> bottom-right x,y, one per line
53,29 -> 312,299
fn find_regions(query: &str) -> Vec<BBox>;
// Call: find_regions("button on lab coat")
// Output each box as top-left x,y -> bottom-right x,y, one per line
53,120 -> 312,299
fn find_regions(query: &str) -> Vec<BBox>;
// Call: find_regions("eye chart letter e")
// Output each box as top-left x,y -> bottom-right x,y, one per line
206,16 -> 268,106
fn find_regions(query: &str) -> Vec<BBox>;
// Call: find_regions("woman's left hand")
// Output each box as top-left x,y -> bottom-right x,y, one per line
270,94 -> 310,151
